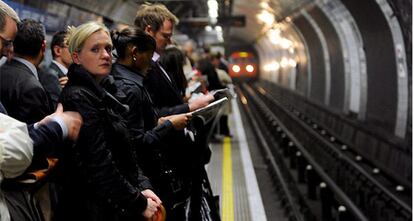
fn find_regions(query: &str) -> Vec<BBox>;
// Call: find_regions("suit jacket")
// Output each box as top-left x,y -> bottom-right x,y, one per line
144,60 -> 189,117
47,62 -> 66,79
0,59 -> 53,124
40,62 -> 64,109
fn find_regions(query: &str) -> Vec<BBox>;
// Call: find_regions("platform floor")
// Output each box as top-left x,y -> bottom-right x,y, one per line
206,98 -> 267,221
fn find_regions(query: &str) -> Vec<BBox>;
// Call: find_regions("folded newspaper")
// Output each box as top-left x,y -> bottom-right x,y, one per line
210,88 -> 234,100
186,81 -> 202,95
190,97 -> 228,124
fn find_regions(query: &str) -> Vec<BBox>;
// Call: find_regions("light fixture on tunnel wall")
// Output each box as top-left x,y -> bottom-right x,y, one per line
260,2 -> 269,9
280,57 -> 289,68
268,28 -> 282,45
285,17 -> 292,23
257,10 -> 275,27
280,38 -> 293,49
216,25 -> 224,42
288,58 -> 297,67
263,61 -> 280,72
267,27 -> 295,53
208,0 -> 218,24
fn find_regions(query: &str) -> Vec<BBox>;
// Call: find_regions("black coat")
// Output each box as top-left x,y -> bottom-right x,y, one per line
144,60 -> 189,117
109,63 -> 191,209
144,61 -> 216,220
0,59 -> 53,124
57,64 -> 151,221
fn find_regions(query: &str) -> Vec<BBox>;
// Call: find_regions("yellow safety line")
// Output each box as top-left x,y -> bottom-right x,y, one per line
222,136 -> 234,221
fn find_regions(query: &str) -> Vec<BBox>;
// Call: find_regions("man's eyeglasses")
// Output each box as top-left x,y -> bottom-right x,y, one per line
0,35 -> 13,48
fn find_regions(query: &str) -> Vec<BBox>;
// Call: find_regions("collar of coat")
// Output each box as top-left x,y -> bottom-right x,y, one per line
111,63 -> 145,87
66,64 -> 106,99
66,64 -> 129,114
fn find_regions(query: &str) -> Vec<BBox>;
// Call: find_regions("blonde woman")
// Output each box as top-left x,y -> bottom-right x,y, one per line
56,22 -> 160,221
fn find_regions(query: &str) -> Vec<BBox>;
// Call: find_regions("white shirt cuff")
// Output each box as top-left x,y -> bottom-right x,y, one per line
51,116 -> 68,139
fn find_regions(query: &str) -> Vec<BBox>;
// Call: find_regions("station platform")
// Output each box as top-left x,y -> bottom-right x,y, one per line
206,98 -> 269,221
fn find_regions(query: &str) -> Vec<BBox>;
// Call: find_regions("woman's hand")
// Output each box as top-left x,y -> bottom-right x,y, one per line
142,198 -> 159,219
159,113 -> 192,130
141,189 -> 162,205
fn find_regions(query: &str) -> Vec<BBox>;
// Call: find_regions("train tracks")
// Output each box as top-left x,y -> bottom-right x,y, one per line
237,82 -> 411,221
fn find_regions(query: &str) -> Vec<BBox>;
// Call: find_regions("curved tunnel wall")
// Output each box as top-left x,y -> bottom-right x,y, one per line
286,25 -> 310,96
308,6 -> 345,112
340,0 -> 398,133
293,16 -> 326,104
255,0 -> 409,140
248,0 -> 411,183
252,1 -> 411,185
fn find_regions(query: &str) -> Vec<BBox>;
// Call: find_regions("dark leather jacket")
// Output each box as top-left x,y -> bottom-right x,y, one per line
109,63 -> 192,209
57,64 -> 151,221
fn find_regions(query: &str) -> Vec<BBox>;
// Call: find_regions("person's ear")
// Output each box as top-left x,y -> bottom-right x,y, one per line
145,25 -> 154,36
131,46 -> 137,55
131,46 -> 140,61
72,52 -> 81,64
53,45 -> 62,57
41,40 -> 46,53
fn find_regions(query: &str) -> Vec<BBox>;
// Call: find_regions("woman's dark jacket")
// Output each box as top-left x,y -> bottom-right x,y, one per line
56,64 -> 151,221
108,63 -> 193,209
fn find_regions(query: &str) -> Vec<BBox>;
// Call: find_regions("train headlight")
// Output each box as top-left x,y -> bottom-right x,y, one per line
232,65 -> 241,73
246,65 -> 254,72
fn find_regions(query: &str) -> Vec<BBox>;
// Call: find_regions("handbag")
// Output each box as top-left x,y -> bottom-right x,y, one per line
182,170 -> 221,221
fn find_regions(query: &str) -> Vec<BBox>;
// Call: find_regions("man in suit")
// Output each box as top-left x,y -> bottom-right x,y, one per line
47,30 -> 71,83
0,3 -> 82,220
0,18 -> 53,124
135,3 -> 213,117
41,30 -> 71,108
0,2 -> 81,151
135,3 -> 218,220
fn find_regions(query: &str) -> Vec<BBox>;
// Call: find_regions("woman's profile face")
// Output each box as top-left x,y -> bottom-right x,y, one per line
134,50 -> 153,75
73,30 -> 112,77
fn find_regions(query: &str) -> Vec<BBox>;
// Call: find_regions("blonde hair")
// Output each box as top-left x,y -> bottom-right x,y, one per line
66,21 -> 110,54
134,3 -> 179,32
0,0 -> 20,32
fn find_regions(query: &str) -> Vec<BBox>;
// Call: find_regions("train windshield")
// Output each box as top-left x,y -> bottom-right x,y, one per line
229,57 -> 255,63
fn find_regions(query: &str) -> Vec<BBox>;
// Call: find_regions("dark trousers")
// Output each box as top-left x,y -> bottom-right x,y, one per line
219,115 -> 230,136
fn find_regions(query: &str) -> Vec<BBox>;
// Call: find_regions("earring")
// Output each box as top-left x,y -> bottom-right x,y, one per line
133,57 -> 137,61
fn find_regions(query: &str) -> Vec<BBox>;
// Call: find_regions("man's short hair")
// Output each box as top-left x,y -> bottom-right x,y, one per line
51,30 -> 67,58
0,1 -> 20,32
134,3 -> 179,32
14,19 -> 45,57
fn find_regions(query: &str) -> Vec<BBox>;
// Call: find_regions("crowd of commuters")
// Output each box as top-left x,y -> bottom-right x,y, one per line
0,0 -> 233,220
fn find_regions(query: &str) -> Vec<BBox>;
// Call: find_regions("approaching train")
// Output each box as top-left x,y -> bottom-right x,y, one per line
228,51 -> 258,80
